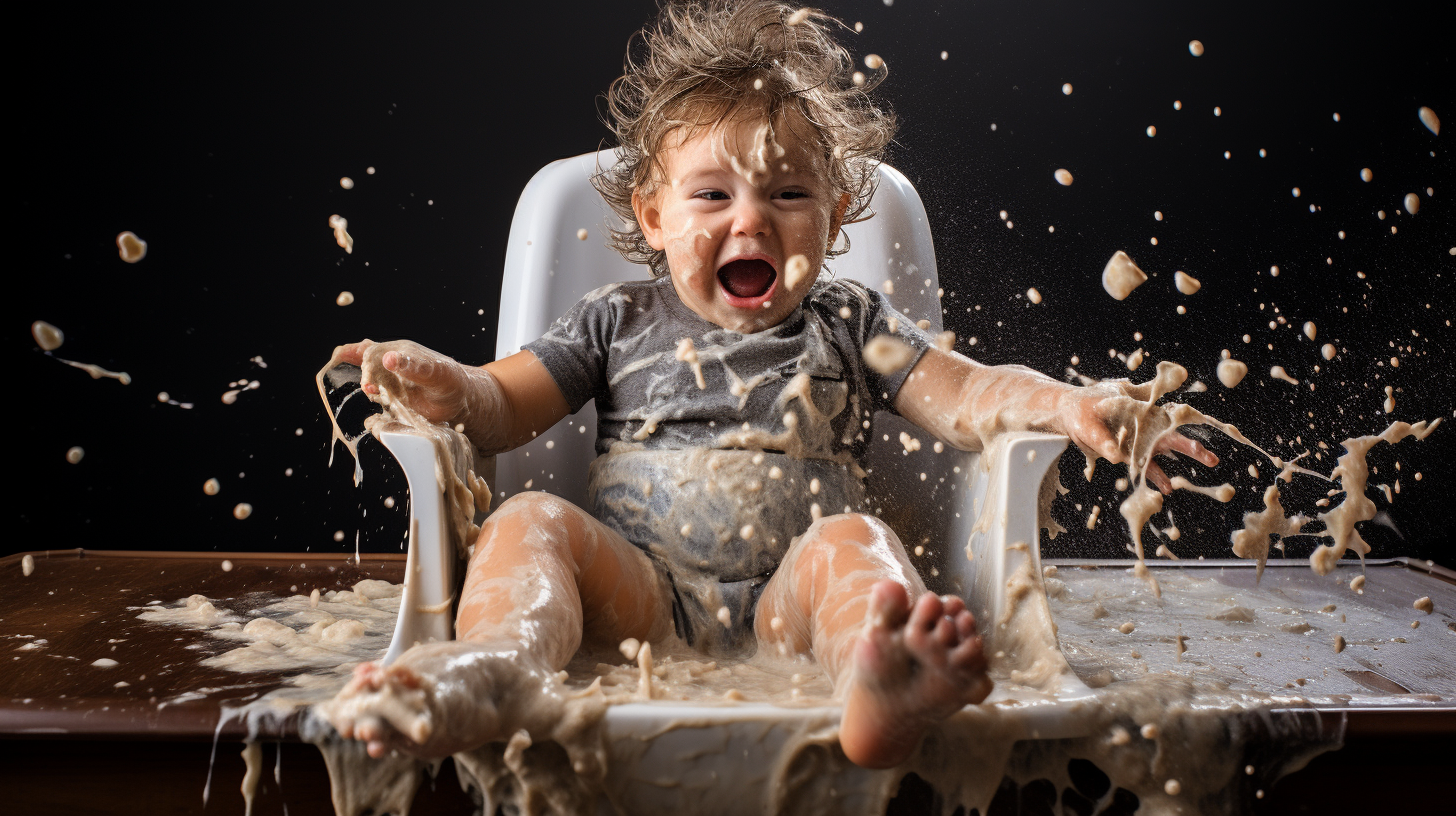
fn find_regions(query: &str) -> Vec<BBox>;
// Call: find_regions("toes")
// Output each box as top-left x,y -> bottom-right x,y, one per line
941,595 -> 967,617
954,609 -> 978,641
868,580 -> 911,629
931,616 -> 958,649
908,591 -> 945,633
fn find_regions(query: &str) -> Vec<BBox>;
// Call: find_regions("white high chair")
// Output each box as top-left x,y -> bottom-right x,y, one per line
380,151 -> 1089,812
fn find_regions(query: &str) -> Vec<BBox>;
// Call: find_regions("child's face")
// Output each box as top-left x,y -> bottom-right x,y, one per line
634,113 -> 850,333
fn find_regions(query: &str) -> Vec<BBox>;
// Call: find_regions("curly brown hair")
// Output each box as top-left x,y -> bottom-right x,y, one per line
593,1 -> 897,277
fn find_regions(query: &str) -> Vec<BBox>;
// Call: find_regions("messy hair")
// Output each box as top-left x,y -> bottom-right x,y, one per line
594,1 -> 897,277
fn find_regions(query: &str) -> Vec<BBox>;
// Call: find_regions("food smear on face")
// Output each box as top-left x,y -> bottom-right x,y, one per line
116,231 -> 147,263
1101,251 -> 1148,300
31,321 -> 64,351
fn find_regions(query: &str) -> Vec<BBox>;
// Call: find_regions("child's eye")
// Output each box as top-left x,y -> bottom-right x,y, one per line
695,190 -> 729,201
777,190 -> 811,200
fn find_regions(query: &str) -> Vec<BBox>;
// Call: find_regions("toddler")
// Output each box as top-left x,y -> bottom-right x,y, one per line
325,0 -> 1213,770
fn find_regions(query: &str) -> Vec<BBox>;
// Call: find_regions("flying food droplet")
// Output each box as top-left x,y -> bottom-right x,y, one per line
204,478 -> 221,495
336,291 -> 355,306
22,554 -> 35,577
233,503 -> 253,520
863,335 -> 915,374
864,54 -> 884,70
785,254 -> 812,290
1303,321 -> 1316,340
1321,343 -> 1336,360
576,228 -> 589,241
1027,287 -> 1043,304
1259,148 -> 1267,157
1188,40 -> 1204,56
1269,365 -> 1299,385
1404,193 -> 1420,215
221,559 -> 234,572
1292,188 -> 1301,198
1126,349 -> 1145,371
1174,271 -> 1201,295
1414,596 -> 1434,614
1360,168 -> 1373,182
1217,359 -> 1248,388
1101,251 -> 1148,300
1165,779 -> 1182,796
1174,100 -> 1182,110
31,321 -> 64,351
328,214 -> 353,253
786,7 -> 810,25
66,446 -> 85,464
340,177 -> 354,189
1054,168 -> 1073,186
116,232 -> 147,263
1269,265 -> 1280,277
1062,83 -> 1073,95
1146,125 -> 1157,137
852,71 -> 866,86
1214,106 -> 1222,116
1418,106 -> 1440,136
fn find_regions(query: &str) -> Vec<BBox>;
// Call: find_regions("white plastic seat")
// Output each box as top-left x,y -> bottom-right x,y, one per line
377,151 -> 1087,812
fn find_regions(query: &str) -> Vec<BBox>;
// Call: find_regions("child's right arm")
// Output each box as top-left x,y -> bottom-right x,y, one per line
334,340 -> 569,455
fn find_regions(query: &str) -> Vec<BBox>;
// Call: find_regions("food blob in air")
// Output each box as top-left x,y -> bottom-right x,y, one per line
116,231 -> 147,263
1418,106 -> 1440,136
31,320 -> 64,351
1102,251 -> 1148,300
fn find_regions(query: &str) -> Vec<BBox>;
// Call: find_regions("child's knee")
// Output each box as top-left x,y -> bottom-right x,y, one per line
804,512 -> 899,553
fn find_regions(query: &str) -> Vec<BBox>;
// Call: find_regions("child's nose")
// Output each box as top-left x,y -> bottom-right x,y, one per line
729,198 -> 772,238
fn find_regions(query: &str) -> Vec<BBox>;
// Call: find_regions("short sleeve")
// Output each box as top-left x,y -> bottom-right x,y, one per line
521,284 -> 619,413
822,279 -> 933,410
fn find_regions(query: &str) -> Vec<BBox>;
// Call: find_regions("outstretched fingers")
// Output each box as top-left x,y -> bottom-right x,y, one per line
1157,430 -> 1219,467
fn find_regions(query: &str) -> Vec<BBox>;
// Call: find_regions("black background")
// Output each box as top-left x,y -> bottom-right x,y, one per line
14,1 -> 1453,567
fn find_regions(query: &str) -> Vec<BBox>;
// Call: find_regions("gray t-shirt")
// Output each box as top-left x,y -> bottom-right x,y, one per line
525,274 -> 931,459
523,274 -> 932,655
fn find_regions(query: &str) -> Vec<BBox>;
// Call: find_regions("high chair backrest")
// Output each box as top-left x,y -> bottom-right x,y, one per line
492,150 -> 966,575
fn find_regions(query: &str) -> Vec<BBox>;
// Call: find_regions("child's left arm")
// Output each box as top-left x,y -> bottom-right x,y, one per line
893,347 -> 1217,492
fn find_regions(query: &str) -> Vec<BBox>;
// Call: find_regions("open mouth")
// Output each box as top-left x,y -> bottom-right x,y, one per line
717,259 -> 778,303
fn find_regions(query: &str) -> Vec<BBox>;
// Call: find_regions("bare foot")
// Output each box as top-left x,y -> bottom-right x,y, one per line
320,640 -> 550,759
839,581 -> 992,768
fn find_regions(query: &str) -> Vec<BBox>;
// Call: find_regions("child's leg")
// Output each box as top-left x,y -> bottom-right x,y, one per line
755,513 -> 992,769
326,491 -> 673,758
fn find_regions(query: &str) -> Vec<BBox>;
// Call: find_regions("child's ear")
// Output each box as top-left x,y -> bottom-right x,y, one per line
633,189 -> 666,251
827,192 -> 852,252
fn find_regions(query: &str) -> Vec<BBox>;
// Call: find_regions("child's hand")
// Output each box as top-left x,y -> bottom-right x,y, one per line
1061,389 -> 1219,493
334,339 -> 476,427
